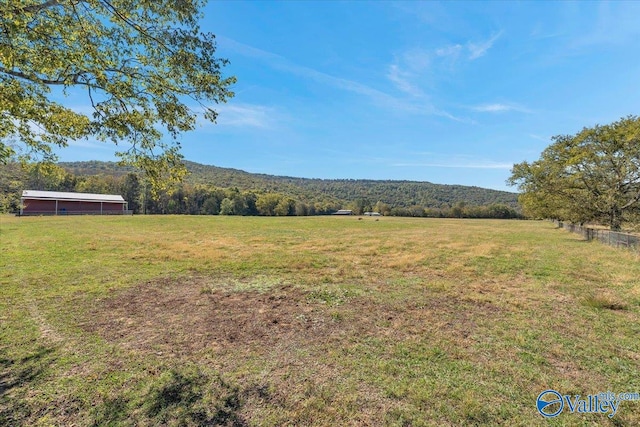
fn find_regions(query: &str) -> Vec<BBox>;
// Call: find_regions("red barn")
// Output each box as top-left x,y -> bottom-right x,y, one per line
20,190 -> 129,216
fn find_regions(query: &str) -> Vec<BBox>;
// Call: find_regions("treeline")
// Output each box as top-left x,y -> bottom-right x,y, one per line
1,162 -> 522,219
60,160 -> 520,209
0,163 -> 342,215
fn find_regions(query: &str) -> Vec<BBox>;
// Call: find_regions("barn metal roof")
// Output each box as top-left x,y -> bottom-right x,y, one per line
22,190 -> 126,203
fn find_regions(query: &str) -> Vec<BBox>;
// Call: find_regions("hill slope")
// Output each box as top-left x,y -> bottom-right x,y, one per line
59,160 -> 518,209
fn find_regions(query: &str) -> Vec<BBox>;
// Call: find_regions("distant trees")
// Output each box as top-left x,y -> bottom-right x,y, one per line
255,193 -> 280,216
1,160 -> 522,219
349,198 -> 372,215
385,203 -> 520,219
509,116 -> 640,230
374,201 -> 392,216
274,198 -> 295,216
219,198 -> 235,215
451,202 -> 466,219
120,173 -> 141,214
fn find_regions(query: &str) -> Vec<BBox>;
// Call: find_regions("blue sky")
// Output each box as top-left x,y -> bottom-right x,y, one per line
57,1 -> 640,191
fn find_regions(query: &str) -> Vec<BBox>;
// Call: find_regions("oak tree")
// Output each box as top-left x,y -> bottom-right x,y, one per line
509,116 -> 640,230
1,0 -> 235,188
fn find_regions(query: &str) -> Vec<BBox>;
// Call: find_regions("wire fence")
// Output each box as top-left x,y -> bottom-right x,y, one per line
555,221 -> 640,252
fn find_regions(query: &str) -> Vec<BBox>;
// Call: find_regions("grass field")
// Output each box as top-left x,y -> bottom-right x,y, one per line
1,215 -> 639,426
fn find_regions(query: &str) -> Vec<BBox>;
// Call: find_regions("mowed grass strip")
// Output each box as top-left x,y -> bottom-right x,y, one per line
1,215 -> 639,426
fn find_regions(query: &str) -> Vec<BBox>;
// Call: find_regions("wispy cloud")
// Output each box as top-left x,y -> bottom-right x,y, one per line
387,64 -> 422,96
436,44 -> 463,58
472,104 -> 511,113
574,1 -> 640,47
531,2 -> 640,60
66,139 -> 113,150
387,49 -> 431,97
432,31 -> 502,68
402,49 -> 431,71
467,31 -> 503,60
435,32 -> 502,61
220,37 -> 463,121
529,22 -> 564,40
528,133 -> 550,143
470,102 -> 531,113
386,49 -> 430,97
214,104 -> 277,129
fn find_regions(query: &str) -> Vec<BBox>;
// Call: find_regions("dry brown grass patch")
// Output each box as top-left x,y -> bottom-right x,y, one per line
84,277 -> 331,358
83,275 -> 507,364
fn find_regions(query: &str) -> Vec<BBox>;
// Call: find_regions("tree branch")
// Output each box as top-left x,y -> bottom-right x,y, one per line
621,188 -> 640,210
13,0 -> 62,14
99,0 -> 176,56
0,66 -> 104,90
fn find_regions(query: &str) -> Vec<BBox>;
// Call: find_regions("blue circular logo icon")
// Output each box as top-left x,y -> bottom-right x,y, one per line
537,389 -> 564,417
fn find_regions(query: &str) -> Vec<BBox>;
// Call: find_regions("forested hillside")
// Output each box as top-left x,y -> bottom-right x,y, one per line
60,161 -> 518,207
1,161 -> 520,218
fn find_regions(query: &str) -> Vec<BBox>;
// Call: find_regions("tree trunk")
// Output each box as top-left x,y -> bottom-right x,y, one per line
610,208 -> 622,231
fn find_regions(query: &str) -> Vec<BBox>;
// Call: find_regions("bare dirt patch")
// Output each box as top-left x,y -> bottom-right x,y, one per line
83,276 -> 427,423
83,275 -> 504,361
83,277 -> 341,359
80,275 -> 510,424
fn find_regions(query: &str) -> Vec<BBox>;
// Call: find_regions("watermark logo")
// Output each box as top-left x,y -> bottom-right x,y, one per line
537,390 -> 564,417
537,389 -> 639,418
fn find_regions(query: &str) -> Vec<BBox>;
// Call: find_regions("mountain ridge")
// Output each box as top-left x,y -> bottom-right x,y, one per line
58,160 -> 519,209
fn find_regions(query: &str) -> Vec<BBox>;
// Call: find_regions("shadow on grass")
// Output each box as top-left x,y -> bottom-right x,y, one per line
92,366 -> 248,427
147,368 -> 246,426
0,346 -> 56,397
1,347 -> 247,426
582,295 -> 629,311
0,346 -> 57,425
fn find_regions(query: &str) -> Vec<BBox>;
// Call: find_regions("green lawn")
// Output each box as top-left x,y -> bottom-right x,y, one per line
1,215 -> 639,426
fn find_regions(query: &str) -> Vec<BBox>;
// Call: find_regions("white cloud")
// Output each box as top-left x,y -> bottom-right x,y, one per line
402,49 -> 431,71
467,31 -> 503,60
387,49 -> 430,96
432,31 -> 502,68
528,133 -> 550,143
529,22 -> 564,40
436,44 -> 463,58
470,102 -> 531,114
214,104 -> 276,129
66,139 -> 112,150
387,64 -> 422,97
574,1 -> 640,47
221,37 -> 465,121
474,104 -> 510,112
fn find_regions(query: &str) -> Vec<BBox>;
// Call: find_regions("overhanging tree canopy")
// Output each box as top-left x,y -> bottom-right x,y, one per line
509,116 -> 640,230
1,0 -> 235,185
